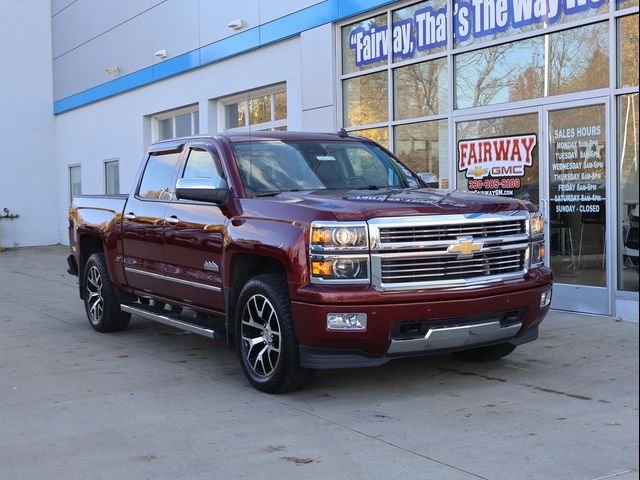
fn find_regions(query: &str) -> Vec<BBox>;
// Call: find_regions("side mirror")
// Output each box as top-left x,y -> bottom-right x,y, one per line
418,172 -> 439,189
176,177 -> 230,205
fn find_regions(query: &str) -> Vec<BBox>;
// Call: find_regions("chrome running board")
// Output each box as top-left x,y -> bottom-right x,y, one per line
121,304 -> 221,339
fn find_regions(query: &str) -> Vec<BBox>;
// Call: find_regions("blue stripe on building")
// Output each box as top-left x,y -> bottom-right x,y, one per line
53,0 -> 396,114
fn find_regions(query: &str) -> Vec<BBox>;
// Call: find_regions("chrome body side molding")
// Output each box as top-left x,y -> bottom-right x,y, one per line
124,267 -> 221,292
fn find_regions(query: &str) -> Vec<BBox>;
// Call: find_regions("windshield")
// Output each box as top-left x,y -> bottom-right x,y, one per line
230,140 -> 420,196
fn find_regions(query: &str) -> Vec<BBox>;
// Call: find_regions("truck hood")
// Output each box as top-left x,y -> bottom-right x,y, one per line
262,188 -> 535,221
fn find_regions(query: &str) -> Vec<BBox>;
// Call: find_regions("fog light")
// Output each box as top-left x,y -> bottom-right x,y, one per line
327,313 -> 367,330
540,289 -> 552,308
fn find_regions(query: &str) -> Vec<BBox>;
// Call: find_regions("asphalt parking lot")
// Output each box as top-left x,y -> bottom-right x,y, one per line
1,246 -> 638,480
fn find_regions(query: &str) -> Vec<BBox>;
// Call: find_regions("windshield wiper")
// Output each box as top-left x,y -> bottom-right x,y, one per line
254,191 -> 281,197
254,189 -> 303,197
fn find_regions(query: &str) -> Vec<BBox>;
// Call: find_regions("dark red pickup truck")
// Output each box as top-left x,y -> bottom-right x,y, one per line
68,131 -> 552,393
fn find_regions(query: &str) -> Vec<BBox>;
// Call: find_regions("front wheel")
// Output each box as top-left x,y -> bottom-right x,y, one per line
454,343 -> 516,361
235,274 -> 313,393
83,253 -> 130,333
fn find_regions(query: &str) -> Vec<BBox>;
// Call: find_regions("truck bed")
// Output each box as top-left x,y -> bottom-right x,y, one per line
70,194 -> 128,239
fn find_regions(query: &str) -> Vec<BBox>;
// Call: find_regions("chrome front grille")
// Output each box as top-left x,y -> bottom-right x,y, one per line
379,220 -> 526,243
369,212 -> 531,291
380,250 -> 526,284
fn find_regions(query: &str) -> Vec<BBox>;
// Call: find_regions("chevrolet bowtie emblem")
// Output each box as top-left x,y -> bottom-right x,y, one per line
448,237 -> 483,256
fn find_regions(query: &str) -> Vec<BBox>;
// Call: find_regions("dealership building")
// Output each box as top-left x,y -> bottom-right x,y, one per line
1,0 -> 638,320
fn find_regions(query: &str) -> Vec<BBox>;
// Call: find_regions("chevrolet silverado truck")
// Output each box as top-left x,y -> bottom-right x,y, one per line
67,131 -> 552,393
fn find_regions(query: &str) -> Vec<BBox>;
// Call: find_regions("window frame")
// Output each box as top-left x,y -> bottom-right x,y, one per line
68,164 -> 81,204
152,104 -> 199,142
220,84 -> 287,132
104,158 -> 120,195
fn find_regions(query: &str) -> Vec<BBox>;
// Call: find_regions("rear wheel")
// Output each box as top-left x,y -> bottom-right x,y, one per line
454,343 -> 516,361
235,274 -> 313,393
83,253 -> 130,333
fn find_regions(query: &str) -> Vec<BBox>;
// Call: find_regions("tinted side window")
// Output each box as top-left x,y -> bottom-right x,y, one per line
138,153 -> 180,199
182,149 -> 224,187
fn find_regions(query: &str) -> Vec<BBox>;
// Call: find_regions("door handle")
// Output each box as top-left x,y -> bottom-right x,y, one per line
165,215 -> 180,225
123,212 -> 136,221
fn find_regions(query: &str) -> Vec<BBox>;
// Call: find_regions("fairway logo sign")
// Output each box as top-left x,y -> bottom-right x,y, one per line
348,0 -> 610,66
458,134 -> 537,197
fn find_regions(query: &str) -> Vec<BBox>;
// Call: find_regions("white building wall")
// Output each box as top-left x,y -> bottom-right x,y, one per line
0,0 -> 58,248
54,28 -> 336,244
301,24 -> 337,132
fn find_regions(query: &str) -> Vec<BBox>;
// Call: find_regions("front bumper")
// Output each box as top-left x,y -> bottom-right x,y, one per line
291,273 -> 551,368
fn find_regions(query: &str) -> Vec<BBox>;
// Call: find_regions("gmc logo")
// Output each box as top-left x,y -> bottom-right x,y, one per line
491,165 -> 524,176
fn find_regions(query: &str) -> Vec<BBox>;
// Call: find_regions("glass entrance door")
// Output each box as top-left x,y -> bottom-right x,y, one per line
455,110 -> 541,206
545,101 -> 610,315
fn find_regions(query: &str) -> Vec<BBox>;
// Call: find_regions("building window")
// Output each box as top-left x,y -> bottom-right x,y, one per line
154,105 -> 199,141
455,21 -> 609,110
617,0 -> 639,9
618,14 -> 639,88
340,5 -> 451,188
395,120 -> 449,188
394,58 -> 448,120
339,1 -> 627,191
618,93 -> 639,292
69,165 -> 81,203
104,159 -> 119,195
453,0 -> 608,49
222,85 -> 287,131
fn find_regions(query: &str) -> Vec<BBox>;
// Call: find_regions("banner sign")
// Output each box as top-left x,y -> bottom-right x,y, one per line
458,134 -> 537,196
349,0 -> 611,66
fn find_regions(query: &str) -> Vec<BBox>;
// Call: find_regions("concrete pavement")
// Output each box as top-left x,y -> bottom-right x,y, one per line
0,246 -> 638,480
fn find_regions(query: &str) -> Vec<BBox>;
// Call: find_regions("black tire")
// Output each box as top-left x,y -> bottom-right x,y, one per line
235,274 -> 313,393
83,253 -> 130,333
454,343 -> 517,361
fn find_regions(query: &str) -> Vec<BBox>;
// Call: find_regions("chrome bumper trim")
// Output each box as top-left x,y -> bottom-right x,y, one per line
387,320 -> 522,354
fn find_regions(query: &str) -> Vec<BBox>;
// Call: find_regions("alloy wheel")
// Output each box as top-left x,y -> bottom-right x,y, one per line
240,294 -> 282,378
86,265 -> 104,325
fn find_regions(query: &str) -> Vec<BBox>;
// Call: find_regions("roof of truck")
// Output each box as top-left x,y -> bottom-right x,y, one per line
219,131 -> 365,143
151,131 -> 370,148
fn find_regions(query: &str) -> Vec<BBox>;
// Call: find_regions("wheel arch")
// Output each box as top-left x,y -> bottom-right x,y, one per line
224,251 -> 288,346
77,233 -> 104,299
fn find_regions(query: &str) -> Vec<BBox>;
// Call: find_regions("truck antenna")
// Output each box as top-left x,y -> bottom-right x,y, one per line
337,128 -> 349,138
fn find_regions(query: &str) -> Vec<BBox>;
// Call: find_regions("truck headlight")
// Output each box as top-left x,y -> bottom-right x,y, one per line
310,222 -> 368,251
310,255 -> 370,283
529,241 -> 545,268
309,222 -> 370,284
529,211 -> 544,239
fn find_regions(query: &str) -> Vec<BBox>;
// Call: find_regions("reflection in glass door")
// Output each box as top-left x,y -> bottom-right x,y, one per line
547,102 -> 610,314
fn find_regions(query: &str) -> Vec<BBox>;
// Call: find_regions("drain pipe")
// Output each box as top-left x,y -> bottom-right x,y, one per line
0,208 -> 20,251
